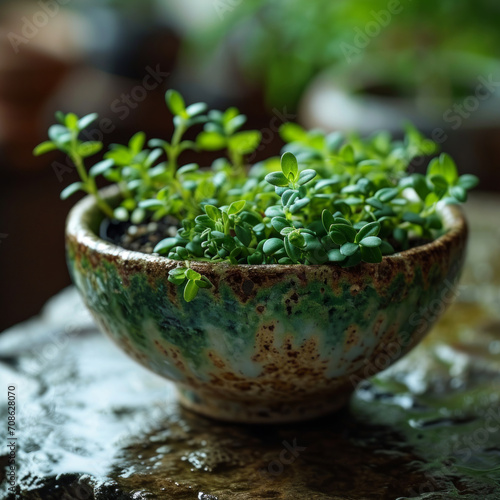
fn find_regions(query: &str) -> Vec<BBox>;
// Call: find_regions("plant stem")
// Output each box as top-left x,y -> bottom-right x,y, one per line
168,121 -> 186,177
70,138 -> 114,219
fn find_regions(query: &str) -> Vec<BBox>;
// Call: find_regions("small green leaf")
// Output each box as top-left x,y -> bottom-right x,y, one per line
331,223 -> 357,243
78,142 -> 103,157
341,198 -> 362,208
65,113 -> 79,131
113,207 -> 129,221
340,242 -> 359,256
89,159 -> 114,177
197,131 -> 226,151
297,169 -> 317,186
184,280 -> 199,302
340,144 -> 355,163
228,200 -> 246,215
428,174 -> 448,194
186,269 -> 202,281
247,251 -> 263,264
195,278 -> 213,289
288,231 -> 306,249
225,114 -> 246,134
280,152 -> 298,181
426,214 -> 442,229
380,241 -> 395,255
360,245 -> 382,264
342,251 -> 362,268
366,197 -> 384,210
177,163 -> 199,176
289,198 -> 310,214
326,132 -> 344,152
131,208 -> 146,224
450,185 -> 467,202
424,192 -> 441,207
355,221 -> 380,242
329,230 -> 346,245
457,174 -> 479,190
166,89 -> 187,117
360,236 -> 382,248
284,236 -> 301,262
328,248 -> 346,263
176,246 -> 189,260
139,199 -> 165,210
205,204 -> 221,221
279,122 -> 306,142
441,196 -> 461,206
170,267 -> 187,277
168,274 -> 186,285
321,210 -> 335,233
48,125 -> 70,143
228,131 -> 261,155
154,238 -> 179,254
409,174 -> 431,201
427,153 -> 458,185
376,188 -> 399,203
263,238 -> 284,256
129,132 -> 146,154
271,217 -> 291,233
235,224 -> 252,247
281,190 -> 298,207
186,102 -> 207,117
265,172 -> 289,187
33,141 -> 57,156
60,182 -> 85,200
402,212 -> 426,226
55,111 -> 66,124
280,227 -> 294,236
78,113 -> 99,130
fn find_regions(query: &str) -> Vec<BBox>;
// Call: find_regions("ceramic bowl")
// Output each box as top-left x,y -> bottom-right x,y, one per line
66,188 -> 468,423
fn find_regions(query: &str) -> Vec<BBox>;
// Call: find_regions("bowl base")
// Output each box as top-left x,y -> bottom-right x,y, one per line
176,386 -> 353,424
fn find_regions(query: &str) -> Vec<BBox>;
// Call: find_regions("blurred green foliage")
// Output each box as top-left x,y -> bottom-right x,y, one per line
195,0 -> 500,109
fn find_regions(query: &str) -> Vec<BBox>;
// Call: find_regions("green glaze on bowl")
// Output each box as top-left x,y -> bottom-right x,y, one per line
66,187 -> 468,423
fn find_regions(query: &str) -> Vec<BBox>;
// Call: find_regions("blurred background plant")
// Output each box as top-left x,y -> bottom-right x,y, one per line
191,0 -> 500,108
1,0 -> 499,330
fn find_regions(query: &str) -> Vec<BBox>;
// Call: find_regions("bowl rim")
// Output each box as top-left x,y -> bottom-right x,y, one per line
66,185 -> 468,273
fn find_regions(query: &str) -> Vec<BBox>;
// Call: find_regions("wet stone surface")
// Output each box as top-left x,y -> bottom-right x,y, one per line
1,292 -> 499,499
1,197 -> 500,499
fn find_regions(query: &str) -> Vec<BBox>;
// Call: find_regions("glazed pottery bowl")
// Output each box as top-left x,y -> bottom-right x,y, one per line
66,188 -> 468,423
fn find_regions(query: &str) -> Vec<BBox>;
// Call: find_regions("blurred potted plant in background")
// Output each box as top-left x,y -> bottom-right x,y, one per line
192,0 -> 500,187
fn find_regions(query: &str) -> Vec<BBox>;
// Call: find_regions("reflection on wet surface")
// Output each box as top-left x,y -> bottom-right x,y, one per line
0,198 -> 499,499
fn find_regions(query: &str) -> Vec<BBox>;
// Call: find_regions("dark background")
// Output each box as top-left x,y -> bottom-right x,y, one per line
1,0 -> 499,332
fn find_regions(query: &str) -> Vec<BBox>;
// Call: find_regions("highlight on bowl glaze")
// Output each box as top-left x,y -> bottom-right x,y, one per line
66,187 -> 468,423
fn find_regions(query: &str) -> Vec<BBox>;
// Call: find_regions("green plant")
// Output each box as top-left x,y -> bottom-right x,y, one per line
193,0 -> 500,109
35,90 -> 478,301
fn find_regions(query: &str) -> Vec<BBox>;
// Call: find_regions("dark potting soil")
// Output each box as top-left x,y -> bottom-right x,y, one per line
100,216 -> 179,254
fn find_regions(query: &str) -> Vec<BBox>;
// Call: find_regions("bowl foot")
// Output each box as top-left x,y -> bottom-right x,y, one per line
176,386 -> 353,424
